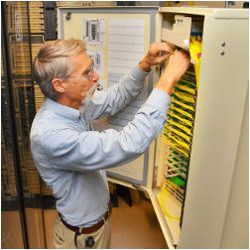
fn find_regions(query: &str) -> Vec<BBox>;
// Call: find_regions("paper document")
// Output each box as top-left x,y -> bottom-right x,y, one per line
108,18 -> 148,130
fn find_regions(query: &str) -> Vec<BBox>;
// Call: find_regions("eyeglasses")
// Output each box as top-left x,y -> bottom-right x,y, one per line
69,64 -> 95,81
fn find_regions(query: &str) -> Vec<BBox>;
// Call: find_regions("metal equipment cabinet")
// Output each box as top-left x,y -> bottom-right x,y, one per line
57,7 -> 249,248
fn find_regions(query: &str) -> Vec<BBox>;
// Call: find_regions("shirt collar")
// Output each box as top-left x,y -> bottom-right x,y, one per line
45,98 -> 81,122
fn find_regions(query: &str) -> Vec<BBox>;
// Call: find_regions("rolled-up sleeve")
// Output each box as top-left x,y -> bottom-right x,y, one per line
42,88 -> 171,172
86,65 -> 150,119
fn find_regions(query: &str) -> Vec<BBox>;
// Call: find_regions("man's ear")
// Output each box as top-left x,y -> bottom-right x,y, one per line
51,78 -> 66,94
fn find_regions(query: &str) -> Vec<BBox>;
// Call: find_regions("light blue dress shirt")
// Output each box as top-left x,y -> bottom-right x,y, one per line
30,65 -> 171,227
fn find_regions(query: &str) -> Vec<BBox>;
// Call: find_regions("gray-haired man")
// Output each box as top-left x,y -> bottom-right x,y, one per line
31,38 -> 189,248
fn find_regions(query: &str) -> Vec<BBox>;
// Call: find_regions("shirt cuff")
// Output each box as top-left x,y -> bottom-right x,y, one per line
129,65 -> 150,81
145,88 -> 171,115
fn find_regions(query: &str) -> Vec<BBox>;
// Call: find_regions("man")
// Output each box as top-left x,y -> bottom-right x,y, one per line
31,38 -> 190,248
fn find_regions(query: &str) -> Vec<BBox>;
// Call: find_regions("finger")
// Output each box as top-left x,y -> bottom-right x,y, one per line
156,53 -> 169,64
156,49 -> 173,58
150,42 -> 173,56
160,42 -> 175,54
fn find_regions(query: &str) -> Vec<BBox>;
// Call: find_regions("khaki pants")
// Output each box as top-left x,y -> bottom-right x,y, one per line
54,216 -> 111,249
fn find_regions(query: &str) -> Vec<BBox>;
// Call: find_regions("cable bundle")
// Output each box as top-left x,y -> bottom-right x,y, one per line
159,36 -> 202,213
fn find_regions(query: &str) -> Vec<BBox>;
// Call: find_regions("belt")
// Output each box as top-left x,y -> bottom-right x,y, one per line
59,204 -> 112,235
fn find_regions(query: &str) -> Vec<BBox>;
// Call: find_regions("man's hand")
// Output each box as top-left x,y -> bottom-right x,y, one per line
156,50 -> 190,95
139,42 -> 174,72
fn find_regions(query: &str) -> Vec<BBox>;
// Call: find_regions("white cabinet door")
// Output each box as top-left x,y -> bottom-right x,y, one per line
57,7 -> 159,186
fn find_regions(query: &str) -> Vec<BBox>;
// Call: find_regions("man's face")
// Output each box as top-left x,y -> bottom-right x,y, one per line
62,52 -> 99,108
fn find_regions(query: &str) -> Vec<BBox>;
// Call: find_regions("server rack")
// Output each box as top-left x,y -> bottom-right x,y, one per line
57,7 -> 248,248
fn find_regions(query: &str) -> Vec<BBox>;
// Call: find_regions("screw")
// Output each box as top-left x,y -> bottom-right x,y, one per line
65,12 -> 71,21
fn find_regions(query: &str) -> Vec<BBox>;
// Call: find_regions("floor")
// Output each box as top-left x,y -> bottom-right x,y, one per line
2,193 -> 167,249
111,196 -> 167,249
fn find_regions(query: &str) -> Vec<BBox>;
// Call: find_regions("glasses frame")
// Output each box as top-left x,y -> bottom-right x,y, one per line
68,63 -> 95,81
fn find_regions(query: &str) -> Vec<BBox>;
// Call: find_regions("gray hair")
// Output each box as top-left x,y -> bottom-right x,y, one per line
33,38 -> 86,101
